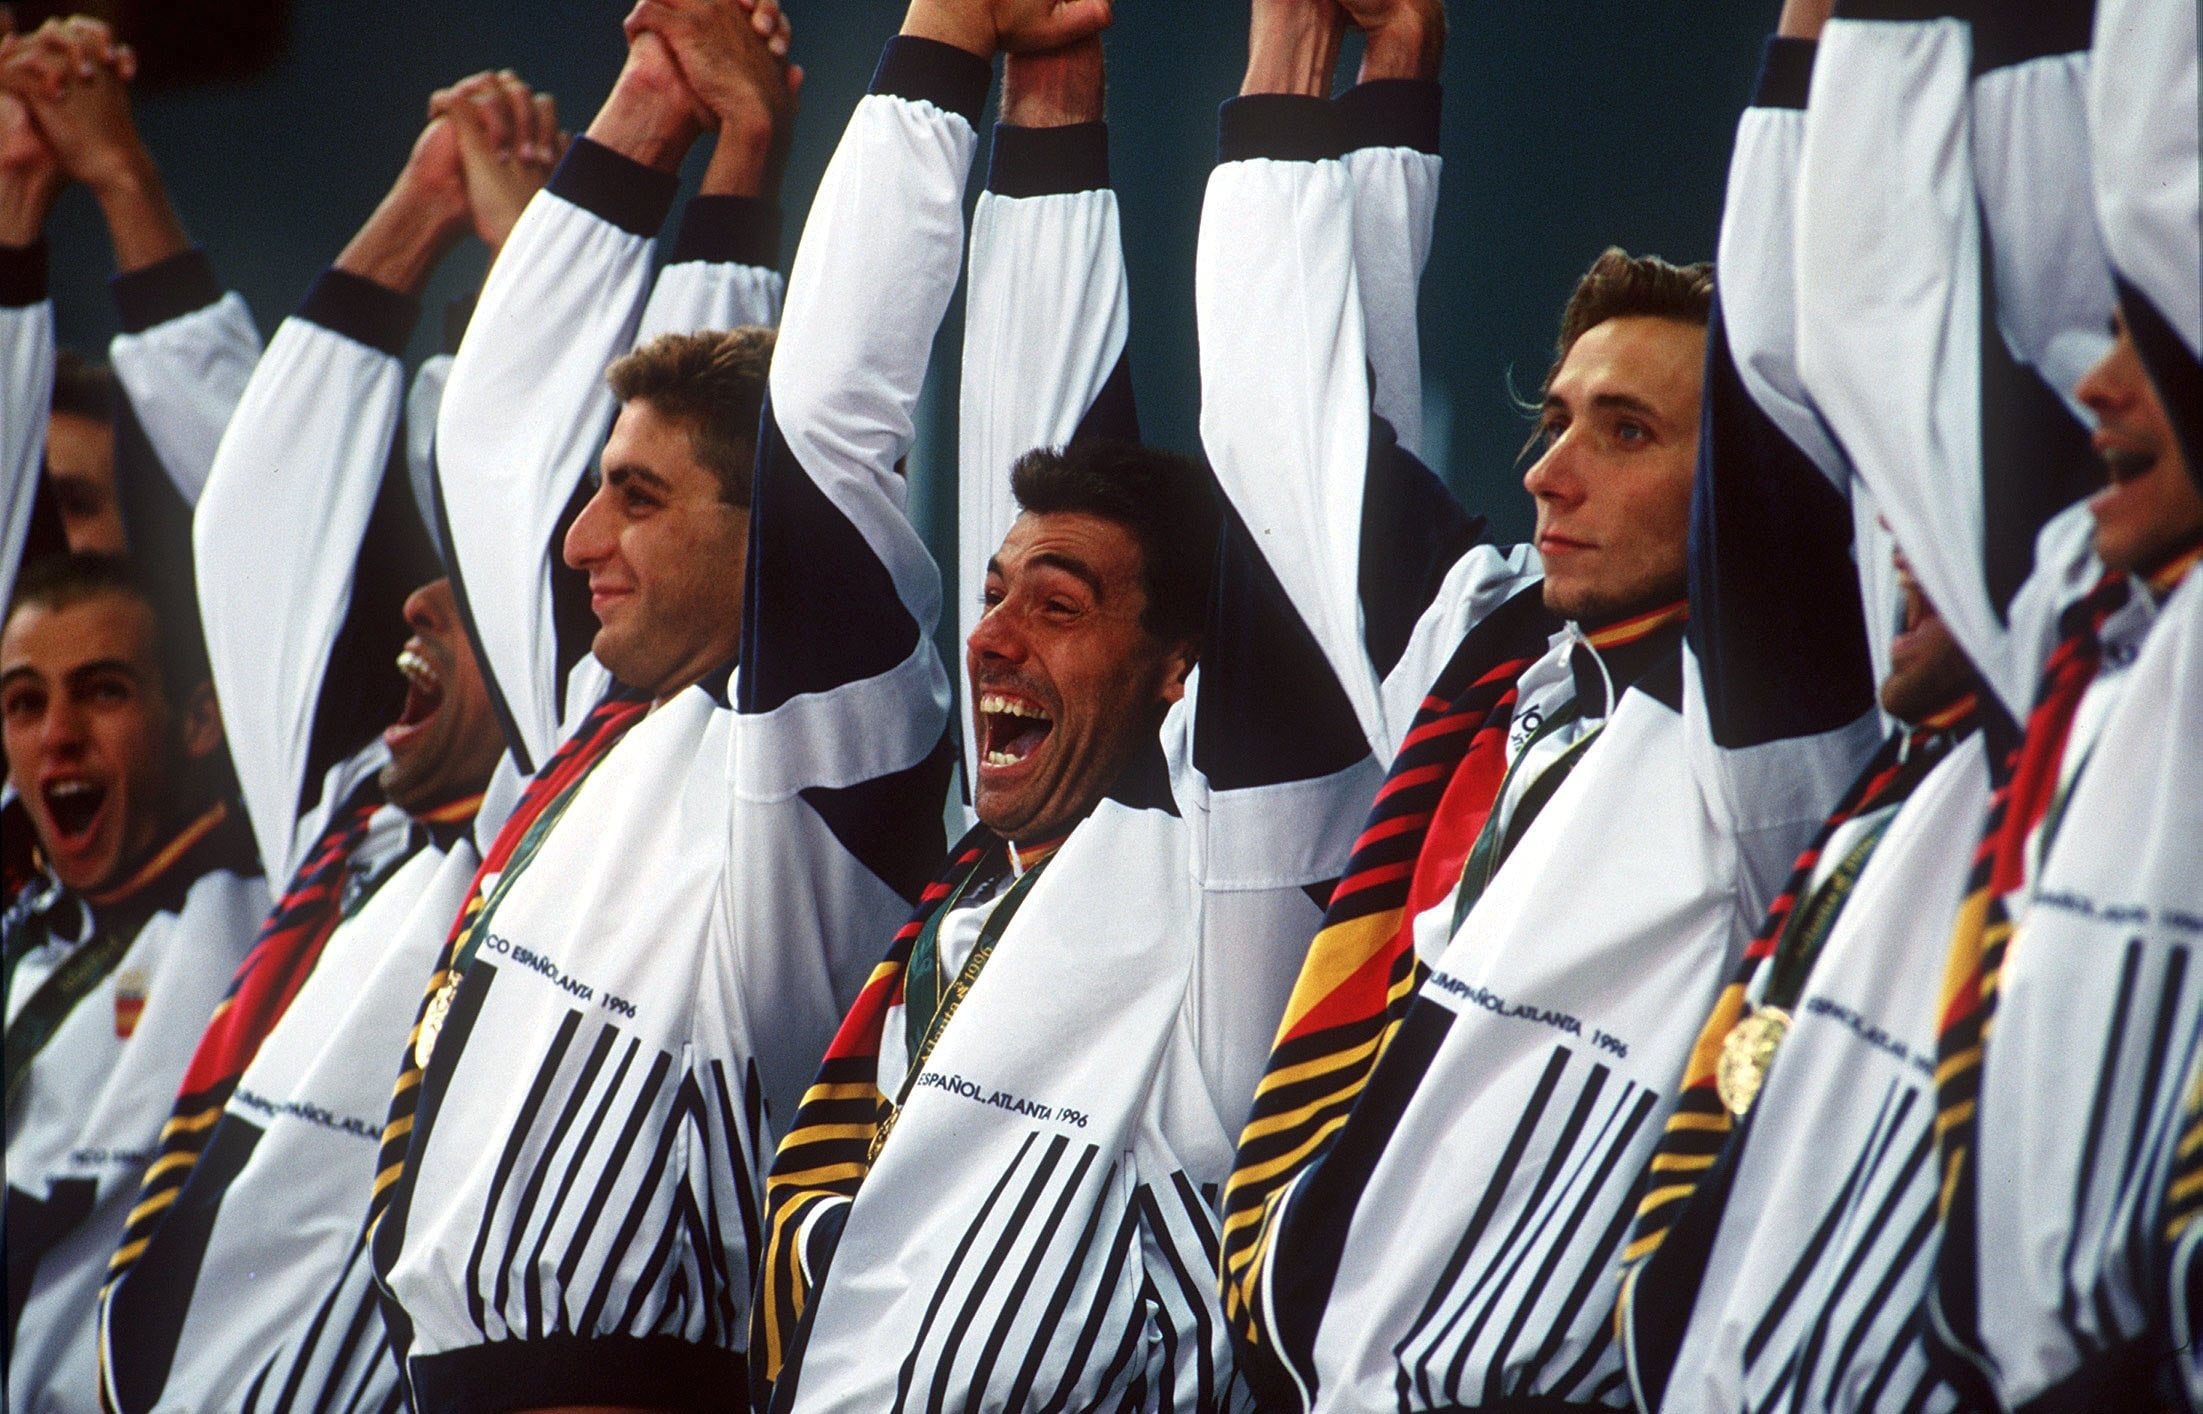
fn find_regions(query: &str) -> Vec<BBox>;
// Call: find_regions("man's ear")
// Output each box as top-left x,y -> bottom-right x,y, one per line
178,680 -> 223,762
1155,639 -> 1198,707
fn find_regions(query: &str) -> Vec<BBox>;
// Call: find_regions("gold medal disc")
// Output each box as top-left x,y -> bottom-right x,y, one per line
1715,1006 -> 1792,1118
415,976 -> 459,1071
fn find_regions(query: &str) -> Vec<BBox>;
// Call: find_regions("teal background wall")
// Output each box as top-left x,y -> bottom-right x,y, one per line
45,0 -> 1775,575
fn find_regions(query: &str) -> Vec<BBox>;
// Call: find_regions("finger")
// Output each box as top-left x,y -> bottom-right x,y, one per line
112,41 -> 135,82
786,62 -> 804,100
1014,0 -> 1114,52
530,92 -> 559,164
465,84 -> 514,155
56,15 -> 115,76
495,71 -> 533,159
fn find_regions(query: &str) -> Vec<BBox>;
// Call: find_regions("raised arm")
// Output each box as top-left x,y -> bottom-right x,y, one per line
1684,7 -> 1878,918
1,17 -> 259,506
1198,0 -> 1498,766
192,95 -> 512,883
0,79 -> 56,601
957,38 -> 1132,746
434,30 -> 704,769
1794,5 -> 2022,713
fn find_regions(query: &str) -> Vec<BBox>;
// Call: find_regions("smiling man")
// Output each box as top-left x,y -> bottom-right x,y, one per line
362,7 -> 961,1412
3,554 -> 267,1414
1201,0 -> 1886,1407
92,76 -> 556,1414
750,4 -> 1384,1406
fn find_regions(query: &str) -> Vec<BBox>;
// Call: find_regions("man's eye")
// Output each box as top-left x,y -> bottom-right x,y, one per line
1615,421 -> 1648,444
88,679 -> 132,704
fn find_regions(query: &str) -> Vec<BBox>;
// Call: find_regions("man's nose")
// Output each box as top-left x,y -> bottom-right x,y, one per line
563,485 -> 614,569
966,602 -> 1028,667
1523,436 -> 1581,504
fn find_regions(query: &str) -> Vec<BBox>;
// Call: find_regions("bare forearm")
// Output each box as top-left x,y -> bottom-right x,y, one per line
89,149 -> 187,273
1003,38 -> 1104,127
334,190 -> 463,297
1776,0 -> 1835,40
1359,9 -> 1443,83
1243,6 -> 1343,97
699,110 -> 779,197
0,173 -> 56,246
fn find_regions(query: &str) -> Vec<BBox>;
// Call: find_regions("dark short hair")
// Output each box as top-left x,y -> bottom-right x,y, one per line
1544,247 -> 1715,395
51,349 -> 116,423
6,553 -> 207,701
605,327 -> 775,507
1008,440 -> 1220,648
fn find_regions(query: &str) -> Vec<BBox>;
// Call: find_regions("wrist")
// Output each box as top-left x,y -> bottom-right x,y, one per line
1242,12 -> 1342,97
1358,11 -> 1443,83
80,140 -> 160,204
698,112 -> 782,198
1002,46 -> 1105,127
900,1 -> 994,58
335,189 -> 464,297
588,77 -> 702,173
0,171 -> 58,247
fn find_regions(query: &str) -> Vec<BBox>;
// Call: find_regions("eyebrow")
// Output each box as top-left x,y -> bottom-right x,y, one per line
603,462 -> 674,495
985,551 -> 1108,600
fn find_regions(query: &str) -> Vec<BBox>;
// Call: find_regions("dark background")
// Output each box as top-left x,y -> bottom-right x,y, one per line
41,0 -> 1774,562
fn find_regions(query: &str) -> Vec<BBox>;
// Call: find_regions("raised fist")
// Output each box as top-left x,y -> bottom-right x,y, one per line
624,0 -> 801,137
435,70 -> 564,255
0,15 -> 146,194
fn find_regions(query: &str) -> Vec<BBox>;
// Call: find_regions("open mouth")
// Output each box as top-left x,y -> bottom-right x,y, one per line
2101,446 -> 2154,486
385,645 -> 446,749
977,693 -> 1053,770
42,778 -> 106,847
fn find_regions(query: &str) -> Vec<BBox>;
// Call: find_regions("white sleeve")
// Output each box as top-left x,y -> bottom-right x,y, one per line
960,118 -> 1132,788
192,270 -> 420,883
2090,0 -> 2201,480
434,140 -> 672,770
637,196 -> 786,341
1794,12 -> 2031,716
1969,2 -> 2114,417
105,251 -> 261,506
1339,82 -> 1442,459
2,246 -> 53,603
730,38 -> 977,1122
1689,32 -> 1882,912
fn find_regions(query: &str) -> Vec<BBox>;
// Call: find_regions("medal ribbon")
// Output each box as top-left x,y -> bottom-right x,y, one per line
1616,701 -> 1976,1401
366,691 -> 647,1233
103,783 -> 393,1296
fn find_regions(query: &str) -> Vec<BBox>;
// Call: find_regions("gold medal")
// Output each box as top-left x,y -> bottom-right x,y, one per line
1715,1005 -> 1791,1118
415,975 -> 459,1071
868,1102 -> 898,1165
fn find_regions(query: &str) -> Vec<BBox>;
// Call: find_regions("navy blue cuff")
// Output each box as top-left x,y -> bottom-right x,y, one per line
409,1335 -> 747,1414
1336,80 -> 1441,155
1218,94 -> 1345,164
1973,0 -> 2091,72
442,295 -> 475,355
669,194 -> 782,267
870,35 -> 991,129
110,249 -> 222,333
988,122 -> 1110,196
1755,36 -> 1816,108
0,240 -> 46,307
1833,0 -> 1963,20
548,136 -> 680,238
297,268 -> 419,358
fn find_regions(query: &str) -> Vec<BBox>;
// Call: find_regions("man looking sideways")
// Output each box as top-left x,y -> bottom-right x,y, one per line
3,556 -> 266,1414
1204,0 -> 1881,1407
95,74 -> 555,1414
364,3 -> 955,1410
754,1 -> 1381,1406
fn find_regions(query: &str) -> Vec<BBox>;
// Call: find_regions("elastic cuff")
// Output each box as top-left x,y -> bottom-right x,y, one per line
547,136 -> 680,238
1754,36 -> 1816,109
1336,80 -> 1441,155
1972,0 -> 2091,73
869,35 -> 991,128
297,268 -> 419,358
408,1335 -> 748,1414
442,294 -> 476,355
110,249 -> 222,333
669,194 -> 782,267
988,122 -> 1110,197
1832,0 -> 1963,21
0,240 -> 47,307
1218,94 -> 1345,164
